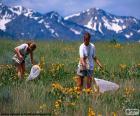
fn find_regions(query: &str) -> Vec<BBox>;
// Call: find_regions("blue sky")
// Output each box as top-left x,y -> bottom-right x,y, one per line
2,0 -> 140,19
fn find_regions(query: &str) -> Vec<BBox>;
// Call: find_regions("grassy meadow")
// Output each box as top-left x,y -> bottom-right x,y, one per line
0,39 -> 140,115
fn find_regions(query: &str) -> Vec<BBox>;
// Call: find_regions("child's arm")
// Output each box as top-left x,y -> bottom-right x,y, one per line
14,47 -> 23,61
30,52 -> 34,65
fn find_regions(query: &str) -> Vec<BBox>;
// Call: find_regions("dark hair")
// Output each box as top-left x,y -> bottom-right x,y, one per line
30,43 -> 36,50
26,42 -> 32,46
84,32 -> 91,39
27,42 -> 36,51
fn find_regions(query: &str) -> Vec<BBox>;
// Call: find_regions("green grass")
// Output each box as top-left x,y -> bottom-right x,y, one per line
0,39 -> 140,115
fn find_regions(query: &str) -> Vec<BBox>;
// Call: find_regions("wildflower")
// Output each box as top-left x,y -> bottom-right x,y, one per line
52,83 -> 63,90
93,85 -> 99,93
83,88 -> 93,94
55,99 -> 62,109
74,87 -> 81,95
124,87 -> 135,96
94,67 -> 97,72
114,43 -> 122,49
119,64 -> 127,70
97,114 -> 102,116
88,107 -> 96,116
137,63 -> 140,68
112,112 -> 117,116
71,102 -> 76,106
67,88 -> 73,94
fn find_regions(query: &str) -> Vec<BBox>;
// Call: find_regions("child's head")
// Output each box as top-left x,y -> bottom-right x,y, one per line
30,43 -> 36,51
27,42 -> 36,51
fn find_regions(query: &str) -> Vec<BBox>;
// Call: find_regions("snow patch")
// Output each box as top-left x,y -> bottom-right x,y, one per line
95,17 -> 97,20
112,18 -> 124,23
24,9 -> 39,20
137,29 -> 140,33
86,9 -> 90,15
130,32 -> 133,36
103,17 -> 124,33
38,19 -> 44,24
9,6 -> 23,15
84,18 -> 97,30
93,23 -> 97,31
41,29 -> 44,32
0,17 -> 11,31
122,25 -> 126,29
125,34 -> 130,38
86,9 -> 90,12
96,8 -> 99,10
133,18 -> 138,23
49,28 -> 55,33
98,23 -> 103,34
125,32 -> 133,38
31,16 -> 39,20
61,22 -> 65,26
21,33 -> 24,36
24,9 -> 33,17
54,33 -> 59,37
43,22 -> 57,36
44,22 -> 50,28
64,13 -> 80,20
57,16 -> 62,23
70,28 -> 81,35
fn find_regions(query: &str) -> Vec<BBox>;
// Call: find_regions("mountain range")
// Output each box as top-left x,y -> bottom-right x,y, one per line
0,3 -> 140,42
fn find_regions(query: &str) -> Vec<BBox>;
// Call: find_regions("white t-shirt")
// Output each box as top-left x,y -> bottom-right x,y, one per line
78,43 -> 96,70
16,43 -> 28,58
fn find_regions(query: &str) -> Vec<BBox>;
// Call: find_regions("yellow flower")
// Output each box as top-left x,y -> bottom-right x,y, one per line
112,112 -> 117,116
137,63 -> 140,68
52,83 -> 63,90
71,102 -> 76,106
97,114 -> 102,116
119,64 -> 127,70
68,88 -> 73,93
73,87 -> 81,94
124,87 -> 135,96
83,88 -> 93,94
114,43 -> 122,49
88,107 -> 96,116
55,99 -> 62,108
93,85 -> 99,93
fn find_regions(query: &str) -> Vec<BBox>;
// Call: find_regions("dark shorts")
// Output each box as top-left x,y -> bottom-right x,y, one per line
12,58 -> 25,66
12,54 -> 25,66
77,68 -> 93,77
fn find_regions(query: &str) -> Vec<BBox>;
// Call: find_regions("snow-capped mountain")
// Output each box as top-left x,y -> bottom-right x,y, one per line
0,3 -> 140,42
0,3 -> 94,40
65,8 -> 140,41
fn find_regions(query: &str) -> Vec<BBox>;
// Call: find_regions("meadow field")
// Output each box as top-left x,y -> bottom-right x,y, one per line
0,39 -> 140,116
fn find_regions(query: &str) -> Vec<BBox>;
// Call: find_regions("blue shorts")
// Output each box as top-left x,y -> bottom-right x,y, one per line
77,68 -> 93,77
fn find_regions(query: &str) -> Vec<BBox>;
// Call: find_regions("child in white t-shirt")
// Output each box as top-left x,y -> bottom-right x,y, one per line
76,32 -> 103,91
12,42 -> 36,79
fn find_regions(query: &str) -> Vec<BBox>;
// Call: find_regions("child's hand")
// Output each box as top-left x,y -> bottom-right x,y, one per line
19,55 -> 23,61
